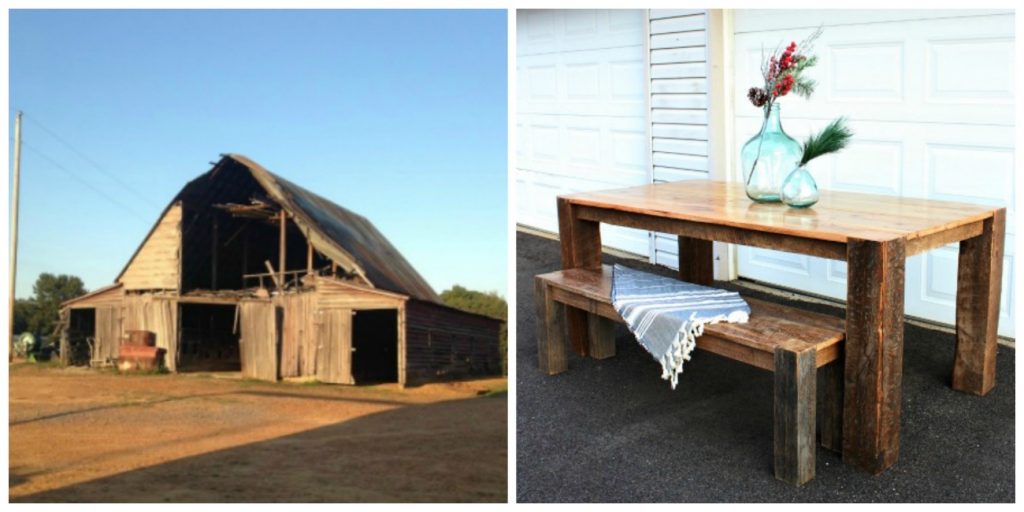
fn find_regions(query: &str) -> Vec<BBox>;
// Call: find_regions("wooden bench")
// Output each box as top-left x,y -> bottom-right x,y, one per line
535,265 -> 846,485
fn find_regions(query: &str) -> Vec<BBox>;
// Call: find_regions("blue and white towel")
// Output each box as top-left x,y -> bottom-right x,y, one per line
611,264 -> 751,389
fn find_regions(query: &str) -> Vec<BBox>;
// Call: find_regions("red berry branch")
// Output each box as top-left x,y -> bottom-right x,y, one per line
747,27 -> 823,116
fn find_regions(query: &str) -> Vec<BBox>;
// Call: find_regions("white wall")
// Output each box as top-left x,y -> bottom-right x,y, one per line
647,9 -> 713,269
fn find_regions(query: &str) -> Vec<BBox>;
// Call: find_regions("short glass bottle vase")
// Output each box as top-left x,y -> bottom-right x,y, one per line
740,105 -> 802,203
780,165 -> 819,208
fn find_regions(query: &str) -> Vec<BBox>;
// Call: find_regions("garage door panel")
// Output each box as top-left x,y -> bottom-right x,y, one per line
518,10 -> 645,56
516,12 -> 651,257
733,10 -> 1014,336
925,144 -> 1015,212
734,15 -> 1014,127
926,37 -> 1014,104
735,9 -> 1013,32
519,114 -> 648,185
519,47 -> 646,118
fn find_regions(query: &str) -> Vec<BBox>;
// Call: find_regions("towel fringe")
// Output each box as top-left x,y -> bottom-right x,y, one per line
660,310 -> 750,389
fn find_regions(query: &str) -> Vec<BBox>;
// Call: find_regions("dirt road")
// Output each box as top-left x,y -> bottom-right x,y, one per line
8,363 -> 507,502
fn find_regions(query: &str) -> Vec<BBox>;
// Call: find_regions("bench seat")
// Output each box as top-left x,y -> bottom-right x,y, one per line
534,264 -> 847,486
537,265 -> 845,370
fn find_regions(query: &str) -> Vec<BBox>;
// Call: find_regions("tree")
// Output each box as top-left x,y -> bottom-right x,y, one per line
23,273 -> 87,337
12,298 -> 38,335
440,285 -> 508,375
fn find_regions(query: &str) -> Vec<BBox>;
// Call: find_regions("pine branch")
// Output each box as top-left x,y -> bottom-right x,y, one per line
800,118 -> 853,166
794,54 -> 818,73
792,76 -> 817,98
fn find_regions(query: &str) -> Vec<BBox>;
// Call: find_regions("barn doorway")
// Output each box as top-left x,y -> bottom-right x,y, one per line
178,303 -> 241,372
67,308 -> 96,366
351,309 -> 398,384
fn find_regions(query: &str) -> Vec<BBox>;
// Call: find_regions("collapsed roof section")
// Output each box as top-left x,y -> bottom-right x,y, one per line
115,154 -> 441,303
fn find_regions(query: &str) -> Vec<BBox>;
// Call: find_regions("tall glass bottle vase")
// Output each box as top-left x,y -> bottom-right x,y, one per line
740,105 -> 802,202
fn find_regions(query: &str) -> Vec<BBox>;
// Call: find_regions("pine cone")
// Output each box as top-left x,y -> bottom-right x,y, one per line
747,87 -> 769,107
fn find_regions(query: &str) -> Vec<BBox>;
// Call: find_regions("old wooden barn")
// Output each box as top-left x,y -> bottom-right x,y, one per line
58,154 -> 503,386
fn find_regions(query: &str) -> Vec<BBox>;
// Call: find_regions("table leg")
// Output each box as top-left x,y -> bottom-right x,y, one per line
677,236 -> 714,285
843,237 -> 906,474
557,197 -> 602,356
953,209 -> 1005,395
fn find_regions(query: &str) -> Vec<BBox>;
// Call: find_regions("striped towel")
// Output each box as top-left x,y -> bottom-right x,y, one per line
611,264 -> 751,389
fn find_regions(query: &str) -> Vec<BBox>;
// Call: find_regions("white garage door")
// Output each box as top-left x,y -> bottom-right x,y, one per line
732,10 -> 1015,337
516,9 -> 651,255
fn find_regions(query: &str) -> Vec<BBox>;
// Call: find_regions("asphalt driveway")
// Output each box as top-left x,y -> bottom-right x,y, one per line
515,231 -> 1014,503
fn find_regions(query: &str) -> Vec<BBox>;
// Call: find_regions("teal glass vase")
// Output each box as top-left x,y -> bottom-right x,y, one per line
741,105 -> 802,202
780,165 -> 819,208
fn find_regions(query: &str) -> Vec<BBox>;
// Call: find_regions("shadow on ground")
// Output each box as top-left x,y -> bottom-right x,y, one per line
516,232 -> 1014,503
15,396 -> 507,503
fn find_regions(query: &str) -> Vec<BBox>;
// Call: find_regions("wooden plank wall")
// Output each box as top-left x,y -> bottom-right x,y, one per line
239,300 -> 278,381
120,202 -> 182,291
276,293 -> 318,378
122,295 -> 179,371
317,308 -> 354,384
93,306 -> 121,364
316,278 -> 406,310
404,300 -> 503,385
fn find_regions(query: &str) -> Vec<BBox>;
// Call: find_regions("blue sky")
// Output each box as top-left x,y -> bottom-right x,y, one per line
9,9 -> 508,299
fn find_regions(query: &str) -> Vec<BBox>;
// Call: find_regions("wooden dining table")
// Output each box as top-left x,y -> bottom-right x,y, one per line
556,180 -> 1005,475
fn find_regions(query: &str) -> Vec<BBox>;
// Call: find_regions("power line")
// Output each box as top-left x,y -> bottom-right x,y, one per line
20,139 -> 149,223
21,113 -> 152,205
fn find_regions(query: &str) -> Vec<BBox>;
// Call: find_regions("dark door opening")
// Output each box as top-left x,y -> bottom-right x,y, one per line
352,309 -> 398,384
178,303 -> 241,372
67,308 -> 96,366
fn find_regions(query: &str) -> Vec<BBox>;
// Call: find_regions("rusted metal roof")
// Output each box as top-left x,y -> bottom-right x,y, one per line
113,154 -> 441,303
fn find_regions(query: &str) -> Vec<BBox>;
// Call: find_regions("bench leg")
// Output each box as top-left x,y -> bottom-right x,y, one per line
821,358 -> 843,453
774,341 -> 816,485
587,314 -> 616,359
535,278 -> 568,375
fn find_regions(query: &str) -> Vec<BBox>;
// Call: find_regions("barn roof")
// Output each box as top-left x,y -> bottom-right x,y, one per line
116,154 -> 441,303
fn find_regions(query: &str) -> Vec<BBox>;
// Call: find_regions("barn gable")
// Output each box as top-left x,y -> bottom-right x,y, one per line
118,202 -> 182,291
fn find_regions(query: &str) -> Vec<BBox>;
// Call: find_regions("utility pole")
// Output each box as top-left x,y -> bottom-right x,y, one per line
9,111 -> 23,362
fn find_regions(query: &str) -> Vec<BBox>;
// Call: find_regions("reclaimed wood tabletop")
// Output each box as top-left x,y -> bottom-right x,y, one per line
555,179 -> 1005,475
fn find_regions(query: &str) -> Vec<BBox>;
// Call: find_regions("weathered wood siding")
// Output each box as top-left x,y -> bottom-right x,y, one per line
122,295 -> 179,371
120,202 -> 182,291
405,300 -> 503,385
316,277 -> 406,310
93,306 -> 122,364
277,293 -> 318,378
239,300 -> 278,381
317,308 -> 354,384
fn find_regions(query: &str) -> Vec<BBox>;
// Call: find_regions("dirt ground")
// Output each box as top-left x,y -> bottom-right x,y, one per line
8,362 -> 507,503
